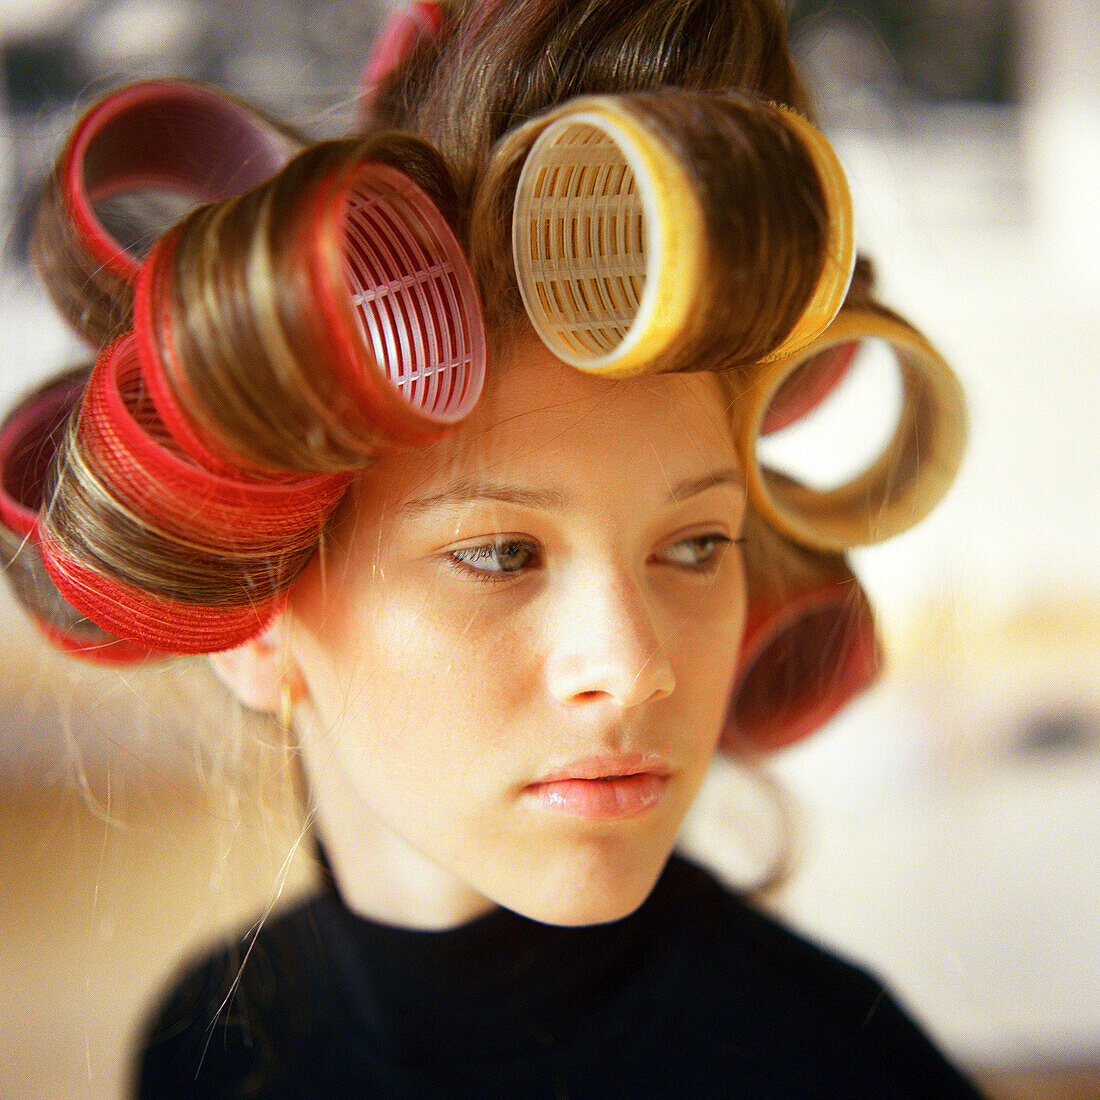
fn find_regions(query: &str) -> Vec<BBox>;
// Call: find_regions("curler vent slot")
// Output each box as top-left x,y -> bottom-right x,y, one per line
343,177 -> 482,425
514,119 -> 650,364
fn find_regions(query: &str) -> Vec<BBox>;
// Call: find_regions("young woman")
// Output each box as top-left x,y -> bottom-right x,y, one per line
0,0 -> 980,1095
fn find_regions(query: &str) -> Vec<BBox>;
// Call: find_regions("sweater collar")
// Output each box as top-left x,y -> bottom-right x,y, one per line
311,851 -> 701,1059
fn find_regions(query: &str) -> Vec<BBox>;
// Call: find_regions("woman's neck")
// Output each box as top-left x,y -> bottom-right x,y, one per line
318,812 -> 499,931
296,700 -> 498,931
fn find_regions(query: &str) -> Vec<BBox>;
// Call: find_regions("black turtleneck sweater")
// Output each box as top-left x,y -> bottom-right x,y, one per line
135,855 -> 984,1098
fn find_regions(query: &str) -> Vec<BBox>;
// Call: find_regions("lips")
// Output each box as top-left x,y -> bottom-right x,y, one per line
525,755 -> 671,820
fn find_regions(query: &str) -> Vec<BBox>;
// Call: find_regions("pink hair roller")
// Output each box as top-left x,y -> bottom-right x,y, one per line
135,149 -> 486,474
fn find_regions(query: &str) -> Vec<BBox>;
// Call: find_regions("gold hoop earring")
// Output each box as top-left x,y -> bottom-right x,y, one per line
278,682 -> 296,736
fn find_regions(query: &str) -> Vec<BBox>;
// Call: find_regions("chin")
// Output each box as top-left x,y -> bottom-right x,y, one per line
495,843 -> 673,928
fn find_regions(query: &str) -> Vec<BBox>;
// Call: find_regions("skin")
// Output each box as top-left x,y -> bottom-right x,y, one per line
219,334 -> 748,930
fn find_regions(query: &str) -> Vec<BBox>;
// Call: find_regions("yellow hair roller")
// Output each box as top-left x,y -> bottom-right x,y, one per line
738,307 -> 967,551
503,91 -> 855,378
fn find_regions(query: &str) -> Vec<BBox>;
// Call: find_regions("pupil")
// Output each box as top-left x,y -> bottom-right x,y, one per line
498,541 -> 526,568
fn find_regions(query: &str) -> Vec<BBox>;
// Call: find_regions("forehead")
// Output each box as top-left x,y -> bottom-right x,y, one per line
382,336 -> 739,502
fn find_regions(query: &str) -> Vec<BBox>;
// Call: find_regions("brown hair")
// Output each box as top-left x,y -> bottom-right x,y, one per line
371,0 -> 811,192
9,0 -> 865,652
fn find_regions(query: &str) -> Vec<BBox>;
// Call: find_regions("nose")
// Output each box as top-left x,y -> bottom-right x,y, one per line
545,565 -> 675,710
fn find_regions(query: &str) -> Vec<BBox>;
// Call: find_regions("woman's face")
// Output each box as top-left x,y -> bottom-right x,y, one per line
284,336 -> 747,928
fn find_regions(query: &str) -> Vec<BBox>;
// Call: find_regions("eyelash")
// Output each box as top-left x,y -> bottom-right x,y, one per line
446,534 -> 743,583
656,534 -> 737,570
448,539 -> 541,581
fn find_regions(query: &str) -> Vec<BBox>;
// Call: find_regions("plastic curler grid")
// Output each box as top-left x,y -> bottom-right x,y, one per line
515,118 -> 646,360
0,371 -> 157,663
739,307 -> 967,551
512,104 -> 698,377
331,161 -> 486,435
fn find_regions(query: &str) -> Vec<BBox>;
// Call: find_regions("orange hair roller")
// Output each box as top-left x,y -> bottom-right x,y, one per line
500,91 -> 854,377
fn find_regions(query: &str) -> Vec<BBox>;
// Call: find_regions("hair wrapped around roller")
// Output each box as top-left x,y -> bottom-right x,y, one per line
0,0 -> 965,749
474,88 -> 853,376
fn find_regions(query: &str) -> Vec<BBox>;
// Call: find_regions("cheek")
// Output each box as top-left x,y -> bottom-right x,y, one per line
306,585 -> 532,779
671,562 -> 748,728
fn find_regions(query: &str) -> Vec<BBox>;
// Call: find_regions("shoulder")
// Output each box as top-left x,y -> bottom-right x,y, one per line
664,855 -> 894,1013
134,893 -> 341,1100
644,855 -> 985,1098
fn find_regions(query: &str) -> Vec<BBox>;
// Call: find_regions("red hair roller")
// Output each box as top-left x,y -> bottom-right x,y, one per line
36,542 -> 282,656
36,336 -> 351,655
79,335 -> 351,549
0,373 -> 157,663
34,81 -> 303,344
722,516 -> 881,753
359,0 -> 444,117
30,139 -> 486,656
136,151 -> 486,474
758,342 -> 858,435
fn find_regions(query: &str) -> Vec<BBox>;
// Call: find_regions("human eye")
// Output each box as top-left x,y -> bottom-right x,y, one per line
447,537 -> 541,580
653,533 -> 740,572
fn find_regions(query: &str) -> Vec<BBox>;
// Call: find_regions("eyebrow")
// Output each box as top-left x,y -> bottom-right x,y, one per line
398,468 -> 743,516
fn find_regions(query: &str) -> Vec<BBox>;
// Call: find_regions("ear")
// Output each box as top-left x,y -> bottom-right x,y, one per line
207,620 -> 302,714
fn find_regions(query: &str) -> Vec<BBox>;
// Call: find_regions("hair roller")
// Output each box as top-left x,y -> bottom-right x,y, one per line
0,371 -> 157,662
474,89 -> 852,377
359,0 -> 445,118
737,305 -> 967,551
722,510 -> 880,753
756,109 -> 853,363
31,80 -> 305,347
753,253 -> 872,433
758,340 -> 858,434
136,135 -> 485,475
35,336 -> 352,655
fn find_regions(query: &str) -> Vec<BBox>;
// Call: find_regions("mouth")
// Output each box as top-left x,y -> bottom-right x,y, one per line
524,755 -> 671,820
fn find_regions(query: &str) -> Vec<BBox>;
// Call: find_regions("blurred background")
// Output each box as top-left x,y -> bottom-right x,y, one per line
0,0 -> 1096,1096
